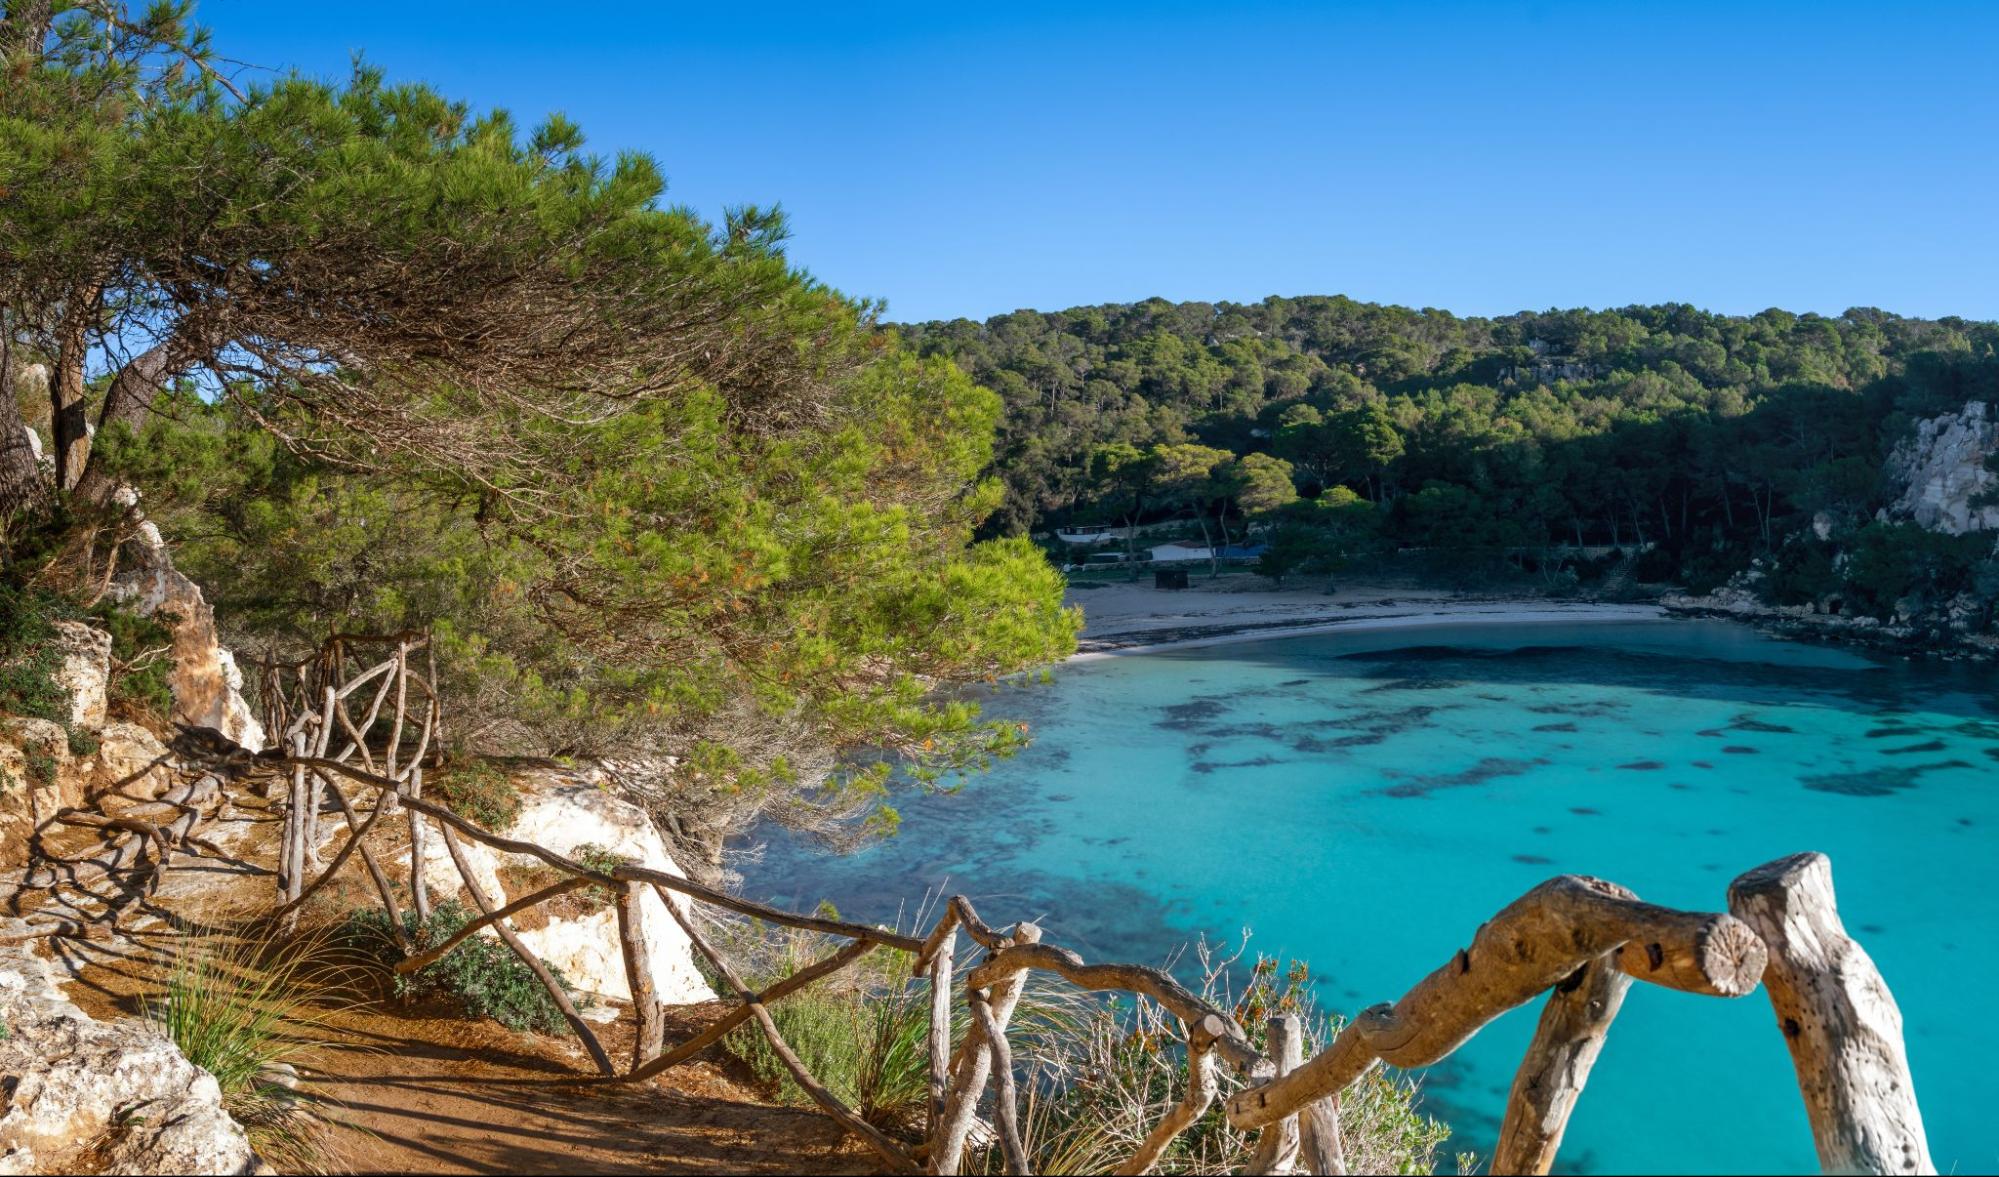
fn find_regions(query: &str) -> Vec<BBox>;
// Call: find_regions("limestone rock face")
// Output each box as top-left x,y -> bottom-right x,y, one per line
108,525 -> 266,752
91,721 -> 177,799
0,925 -> 259,1175
1884,400 -> 1999,534
406,763 -> 713,1007
52,621 -> 111,731
0,719 -> 89,864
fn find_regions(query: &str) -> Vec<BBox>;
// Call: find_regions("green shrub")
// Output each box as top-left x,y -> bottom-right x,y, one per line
89,602 -> 178,720
427,760 -> 522,830
0,583 -> 75,728
570,842 -> 636,908
339,901 -> 574,1034
22,743 -> 57,790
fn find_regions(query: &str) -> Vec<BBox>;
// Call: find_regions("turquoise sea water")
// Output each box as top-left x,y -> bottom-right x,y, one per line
747,620 -> 1998,1174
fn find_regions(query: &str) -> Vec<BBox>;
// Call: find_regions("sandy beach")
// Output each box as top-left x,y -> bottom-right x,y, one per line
1067,573 -> 1665,659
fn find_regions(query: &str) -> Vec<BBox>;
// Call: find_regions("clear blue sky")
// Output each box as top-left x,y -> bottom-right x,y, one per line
199,1 -> 1998,324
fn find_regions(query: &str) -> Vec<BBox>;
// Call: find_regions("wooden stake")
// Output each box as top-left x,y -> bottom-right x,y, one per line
1729,853 -> 1934,1176
439,821 -> 614,1077
926,929 -> 957,1141
1116,1015 -> 1225,1176
1493,955 -> 1630,1175
968,990 -> 1030,1176
615,881 -> 665,1070
1249,1013 -> 1304,1174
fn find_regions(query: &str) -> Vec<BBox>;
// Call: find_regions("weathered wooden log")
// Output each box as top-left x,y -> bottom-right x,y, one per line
1116,1014 -> 1225,1176
1492,955 -> 1630,1175
1297,1093 -> 1347,1176
933,921 -> 1042,1175
392,875 -> 592,973
305,687 -> 338,871
1225,875 -> 1766,1130
611,935 -> 874,1086
439,821 -> 614,1077
915,902 -> 962,977
926,928 -> 957,1140
616,881 -> 665,1071
408,764 -> 431,923
386,642 -> 409,779
655,887 -> 920,1175
331,655 -> 396,704
968,990 -> 1030,1176
1248,1013 -> 1304,1175
1728,853 -> 1934,1176
282,731 -> 307,902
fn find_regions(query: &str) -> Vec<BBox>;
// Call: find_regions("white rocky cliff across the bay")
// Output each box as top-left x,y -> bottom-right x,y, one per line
1883,399 -> 1999,535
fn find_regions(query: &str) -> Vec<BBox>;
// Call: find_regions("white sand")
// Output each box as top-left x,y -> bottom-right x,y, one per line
1066,573 -> 1665,660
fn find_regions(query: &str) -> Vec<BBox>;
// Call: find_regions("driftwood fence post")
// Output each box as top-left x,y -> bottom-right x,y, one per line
1729,853 -> 1934,1176
1248,1012 -> 1305,1174
615,880 -> 665,1071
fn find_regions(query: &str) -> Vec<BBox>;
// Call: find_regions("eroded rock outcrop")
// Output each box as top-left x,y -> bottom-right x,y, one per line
107,519 -> 266,753
1883,400 -> 1999,534
405,762 -> 712,1007
0,923 -> 259,1175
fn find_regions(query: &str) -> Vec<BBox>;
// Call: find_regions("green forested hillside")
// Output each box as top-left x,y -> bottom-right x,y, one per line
902,297 -> 1999,614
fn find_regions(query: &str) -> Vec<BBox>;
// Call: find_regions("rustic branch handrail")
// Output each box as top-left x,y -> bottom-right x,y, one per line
1223,874 -> 1767,1132
234,642 -> 1933,1177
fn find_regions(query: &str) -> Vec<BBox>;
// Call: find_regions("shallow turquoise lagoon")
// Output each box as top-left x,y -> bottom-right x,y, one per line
747,620 -> 1998,1174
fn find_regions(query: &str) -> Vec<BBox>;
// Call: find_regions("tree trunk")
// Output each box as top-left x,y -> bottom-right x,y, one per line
0,377 -> 49,521
72,339 -> 180,505
50,295 -> 95,490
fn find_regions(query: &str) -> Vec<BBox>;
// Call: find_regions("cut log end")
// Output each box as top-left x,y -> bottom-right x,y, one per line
1727,850 -> 1830,906
1695,915 -> 1769,997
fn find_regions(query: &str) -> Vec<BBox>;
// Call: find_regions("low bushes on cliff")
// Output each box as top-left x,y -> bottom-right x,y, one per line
340,901 -> 578,1034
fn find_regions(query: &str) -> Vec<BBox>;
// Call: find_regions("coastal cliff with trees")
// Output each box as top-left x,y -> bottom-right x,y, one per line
902,298 -> 1999,645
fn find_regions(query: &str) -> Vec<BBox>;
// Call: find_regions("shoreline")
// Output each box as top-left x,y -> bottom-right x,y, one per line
1069,600 -> 1668,660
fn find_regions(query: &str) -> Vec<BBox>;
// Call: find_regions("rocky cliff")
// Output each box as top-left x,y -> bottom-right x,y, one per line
1882,399 -> 1999,534
1664,399 -> 1999,654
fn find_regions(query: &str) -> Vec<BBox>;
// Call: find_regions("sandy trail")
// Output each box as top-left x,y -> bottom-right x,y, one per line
36,777 -> 875,1176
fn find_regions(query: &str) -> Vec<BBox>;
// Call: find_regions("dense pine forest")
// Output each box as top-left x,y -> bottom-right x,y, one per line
901,297 -> 1999,615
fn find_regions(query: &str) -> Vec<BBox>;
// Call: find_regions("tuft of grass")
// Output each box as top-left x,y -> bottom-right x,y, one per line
714,904 -> 1086,1136
339,901 -> 577,1033
719,924 -> 943,1131
571,842 -> 636,908
151,931 -> 354,1173
427,760 -> 522,830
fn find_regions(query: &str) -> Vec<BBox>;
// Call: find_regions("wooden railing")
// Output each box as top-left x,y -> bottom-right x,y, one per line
256,638 -> 1936,1177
